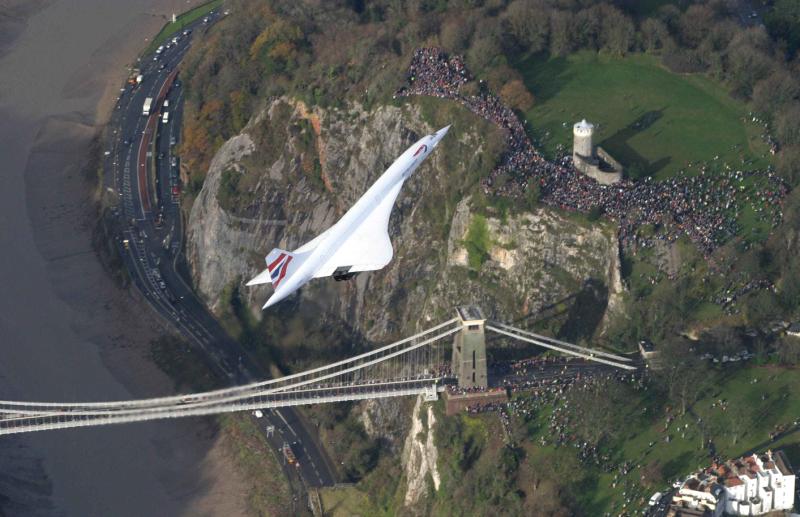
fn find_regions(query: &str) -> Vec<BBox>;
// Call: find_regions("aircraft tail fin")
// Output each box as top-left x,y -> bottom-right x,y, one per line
246,248 -> 303,288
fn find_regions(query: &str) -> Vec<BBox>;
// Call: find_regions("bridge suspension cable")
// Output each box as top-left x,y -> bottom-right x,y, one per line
0,318 -> 460,436
0,312 -> 638,437
485,322 -> 636,371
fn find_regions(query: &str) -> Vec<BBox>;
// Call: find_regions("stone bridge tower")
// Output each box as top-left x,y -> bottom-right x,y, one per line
452,306 -> 488,389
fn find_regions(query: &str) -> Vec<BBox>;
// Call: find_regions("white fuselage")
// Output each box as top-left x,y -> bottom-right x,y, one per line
265,126 -> 449,307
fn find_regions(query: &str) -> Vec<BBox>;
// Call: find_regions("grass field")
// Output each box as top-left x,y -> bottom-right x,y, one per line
518,52 -> 772,180
515,364 -> 800,515
319,486 -> 371,517
144,0 -> 223,56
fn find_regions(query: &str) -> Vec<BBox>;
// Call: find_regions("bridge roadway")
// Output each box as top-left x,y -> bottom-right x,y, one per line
0,318 -> 636,434
103,11 -> 336,496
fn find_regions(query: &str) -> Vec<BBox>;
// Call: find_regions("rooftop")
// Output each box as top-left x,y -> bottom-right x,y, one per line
456,306 -> 485,323
574,119 -> 594,133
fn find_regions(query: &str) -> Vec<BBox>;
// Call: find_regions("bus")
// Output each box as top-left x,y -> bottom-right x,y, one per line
142,97 -> 153,116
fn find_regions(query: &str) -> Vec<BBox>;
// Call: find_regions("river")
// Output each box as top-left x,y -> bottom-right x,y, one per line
0,1 -> 244,515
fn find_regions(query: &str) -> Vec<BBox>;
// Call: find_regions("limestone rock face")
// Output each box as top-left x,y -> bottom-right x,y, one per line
185,99 -> 625,503
187,98 -> 622,336
402,396 -> 440,508
186,132 -> 256,313
439,196 -> 623,323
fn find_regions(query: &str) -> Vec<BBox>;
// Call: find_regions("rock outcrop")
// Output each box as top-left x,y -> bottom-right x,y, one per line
402,396 -> 440,508
187,97 -> 622,337
185,98 -> 625,509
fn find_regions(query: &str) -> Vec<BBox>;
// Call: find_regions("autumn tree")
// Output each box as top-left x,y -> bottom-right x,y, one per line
500,79 -> 534,111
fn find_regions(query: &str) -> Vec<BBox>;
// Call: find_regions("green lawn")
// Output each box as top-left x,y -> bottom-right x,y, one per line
144,0 -> 223,56
518,52 -> 772,180
515,364 -> 800,515
320,486 -> 371,517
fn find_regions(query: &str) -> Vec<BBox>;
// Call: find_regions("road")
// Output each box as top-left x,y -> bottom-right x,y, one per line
104,10 -> 336,505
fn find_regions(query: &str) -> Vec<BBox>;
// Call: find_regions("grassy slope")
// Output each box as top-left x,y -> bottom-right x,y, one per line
517,364 -> 800,515
144,0 -> 223,56
218,414 -> 295,515
518,51 -> 772,180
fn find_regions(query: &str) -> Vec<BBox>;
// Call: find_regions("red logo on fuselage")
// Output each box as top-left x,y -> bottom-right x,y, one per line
413,144 -> 428,157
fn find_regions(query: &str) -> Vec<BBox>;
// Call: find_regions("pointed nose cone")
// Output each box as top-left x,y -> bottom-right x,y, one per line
433,125 -> 451,146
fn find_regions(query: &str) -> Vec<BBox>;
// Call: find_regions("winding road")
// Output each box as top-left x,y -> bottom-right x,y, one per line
104,10 -> 336,505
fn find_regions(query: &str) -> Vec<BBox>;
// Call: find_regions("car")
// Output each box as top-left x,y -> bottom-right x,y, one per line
169,136 -> 177,146
123,138 -> 131,146
202,17 -> 209,23
172,37 -> 179,44
159,63 -> 166,70
173,80 -> 182,88
158,152 -> 164,160
155,45 -> 163,54
182,29 -> 191,36
170,156 -> 177,167
153,55 -> 159,61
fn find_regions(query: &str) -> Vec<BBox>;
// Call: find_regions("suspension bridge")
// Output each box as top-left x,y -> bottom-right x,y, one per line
0,307 -> 635,436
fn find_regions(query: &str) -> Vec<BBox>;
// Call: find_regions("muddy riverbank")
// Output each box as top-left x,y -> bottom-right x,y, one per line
0,1 -> 250,515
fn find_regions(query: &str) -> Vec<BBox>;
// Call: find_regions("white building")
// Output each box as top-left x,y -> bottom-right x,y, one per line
721,451 -> 795,515
669,450 -> 795,516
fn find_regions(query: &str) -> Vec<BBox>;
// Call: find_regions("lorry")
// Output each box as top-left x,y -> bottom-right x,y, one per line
142,97 -> 153,116
282,442 -> 298,466
126,69 -> 142,86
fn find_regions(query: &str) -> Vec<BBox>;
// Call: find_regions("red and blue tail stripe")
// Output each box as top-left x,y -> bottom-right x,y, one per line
267,253 -> 293,288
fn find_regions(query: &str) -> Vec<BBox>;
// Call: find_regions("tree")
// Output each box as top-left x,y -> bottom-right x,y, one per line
641,460 -> 664,488
724,400 -> 753,445
775,102 -> 800,146
725,27 -> 774,98
777,145 -> 800,186
777,336 -> 800,365
696,20 -> 739,77
653,337 -> 710,416
599,5 -> 635,56
440,16 -> 473,53
467,36 -> 501,73
572,8 -> 601,51
499,79 -> 534,111
656,4 -> 683,35
502,0 -> 551,53
764,0 -> 800,57
744,290 -> 781,328
640,18 -> 672,53
679,4 -> 716,48
549,10 -> 573,57
752,70 -> 800,119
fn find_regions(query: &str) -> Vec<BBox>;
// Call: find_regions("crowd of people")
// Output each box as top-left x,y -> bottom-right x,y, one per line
396,48 -> 788,257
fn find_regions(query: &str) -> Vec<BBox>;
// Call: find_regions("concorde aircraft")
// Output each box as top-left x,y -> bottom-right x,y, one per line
246,125 -> 450,309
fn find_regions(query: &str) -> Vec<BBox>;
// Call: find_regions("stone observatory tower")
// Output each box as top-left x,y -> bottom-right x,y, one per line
573,119 -> 594,162
571,118 -> 623,185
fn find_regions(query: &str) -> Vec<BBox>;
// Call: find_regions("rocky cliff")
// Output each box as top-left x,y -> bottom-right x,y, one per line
185,97 -> 624,501
187,97 -> 622,337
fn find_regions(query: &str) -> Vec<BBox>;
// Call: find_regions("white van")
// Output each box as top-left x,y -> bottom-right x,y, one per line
648,492 -> 662,506
162,111 -> 169,124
